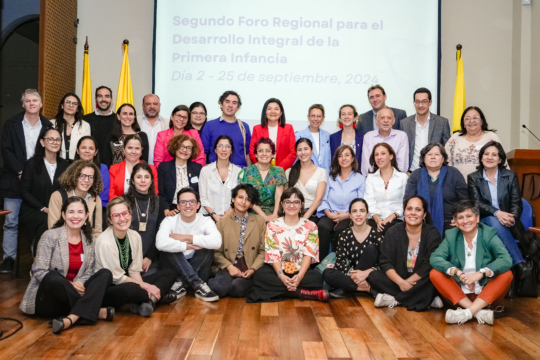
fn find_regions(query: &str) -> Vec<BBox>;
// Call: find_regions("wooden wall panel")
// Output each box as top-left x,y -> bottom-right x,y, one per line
38,0 -> 77,118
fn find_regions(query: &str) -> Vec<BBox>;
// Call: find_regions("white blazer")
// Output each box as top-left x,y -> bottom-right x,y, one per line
50,119 -> 92,160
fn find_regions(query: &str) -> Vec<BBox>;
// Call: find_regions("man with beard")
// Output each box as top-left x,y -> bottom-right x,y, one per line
136,94 -> 167,165
84,86 -> 116,166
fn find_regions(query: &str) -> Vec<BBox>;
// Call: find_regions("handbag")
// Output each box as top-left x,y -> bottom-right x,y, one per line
315,252 -> 337,274
516,257 -> 538,298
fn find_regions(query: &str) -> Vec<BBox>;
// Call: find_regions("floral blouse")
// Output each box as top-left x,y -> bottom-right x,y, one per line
444,131 -> 500,179
238,164 -> 287,215
336,227 -> 383,274
265,217 -> 319,274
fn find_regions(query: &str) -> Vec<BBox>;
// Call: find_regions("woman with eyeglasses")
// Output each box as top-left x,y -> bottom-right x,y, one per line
109,134 -> 158,200
158,134 -> 202,217
445,106 -> 500,179
48,160 -> 104,239
50,93 -> 91,161
154,105 -> 205,168
199,135 -> 241,222
95,197 -> 177,317
238,137 -> 287,223
20,128 -> 70,253
189,101 -> 208,134
103,103 -> 150,166
248,187 -> 327,303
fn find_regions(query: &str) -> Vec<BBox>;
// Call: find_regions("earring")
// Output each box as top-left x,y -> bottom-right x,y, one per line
339,124 -> 343,129
353,123 -> 357,129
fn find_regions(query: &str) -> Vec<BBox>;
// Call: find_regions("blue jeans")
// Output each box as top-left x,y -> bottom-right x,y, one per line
481,216 -> 524,266
163,249 -> 213,289
2,198 -> 22,259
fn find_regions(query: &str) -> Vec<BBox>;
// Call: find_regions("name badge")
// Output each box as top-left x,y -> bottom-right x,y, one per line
227,181 -> 237,189
475,145 -> 483,151
80,254 -> 85,262
191,176 -> 199,184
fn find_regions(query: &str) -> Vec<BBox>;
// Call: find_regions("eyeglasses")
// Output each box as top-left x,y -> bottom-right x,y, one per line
413,100 -> 430,105
111,210 -> 131,220
45,137 -> 62,144
179,199 -> 197,206
174,115 -> 188,121
79,173 -> 94,181
64,100 -> 78,106
216,144 -> 231,149
283,200 -> 302,207
257,149 -> 272,154
464,116 -> 481,122
191,111 -> 206,116
179,145 -> 193,152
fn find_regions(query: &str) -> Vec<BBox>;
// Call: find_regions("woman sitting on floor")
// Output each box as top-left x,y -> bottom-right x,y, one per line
208,184 -> 266,298
430,200 -> 513,325
367,196 -> 442,311
20,196 -> 114,335
248,188 -> 327,303
322,198 -> 383,299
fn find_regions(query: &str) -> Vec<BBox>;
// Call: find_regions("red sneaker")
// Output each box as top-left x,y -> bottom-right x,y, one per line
299,289 -> 329,302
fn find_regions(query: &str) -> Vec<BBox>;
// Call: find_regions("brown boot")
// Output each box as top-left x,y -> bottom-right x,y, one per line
299,289 -> 329,302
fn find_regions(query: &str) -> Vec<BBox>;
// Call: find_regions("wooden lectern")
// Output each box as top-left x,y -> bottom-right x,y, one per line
507,149 -> 540,227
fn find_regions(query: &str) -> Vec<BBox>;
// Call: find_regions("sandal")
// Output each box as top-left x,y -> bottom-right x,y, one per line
52,317 -> 73,335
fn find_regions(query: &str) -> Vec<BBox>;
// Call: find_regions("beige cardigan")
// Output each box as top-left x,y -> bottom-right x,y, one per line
94,227 -> 143,285
48,190 -> 102,239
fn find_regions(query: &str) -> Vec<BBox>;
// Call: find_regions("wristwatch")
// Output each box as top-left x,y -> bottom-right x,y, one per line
479,268 -> 487,278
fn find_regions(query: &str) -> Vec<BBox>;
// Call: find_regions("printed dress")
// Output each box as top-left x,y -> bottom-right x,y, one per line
238,164 -> 287,215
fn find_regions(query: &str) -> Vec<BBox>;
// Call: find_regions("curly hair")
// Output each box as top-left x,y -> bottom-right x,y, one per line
167,134 -> 199,160
59,160 -> 103,197
253,137 -> 276,156
52,196 -> 94,244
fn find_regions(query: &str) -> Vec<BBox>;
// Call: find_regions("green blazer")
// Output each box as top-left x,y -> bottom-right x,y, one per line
430,223 -> 512,287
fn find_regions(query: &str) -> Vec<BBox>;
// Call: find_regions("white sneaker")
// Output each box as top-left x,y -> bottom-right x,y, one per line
374,293 -> 398,308
430,296 -> 444,309
445,308 -> 470,325
195,283 -> 219,302
474,309 -> 494,325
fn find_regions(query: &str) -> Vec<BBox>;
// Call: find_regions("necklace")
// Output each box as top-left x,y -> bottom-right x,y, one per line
134,198 -> 150,232
114,233 -> 130,269
383,180 -> 390,199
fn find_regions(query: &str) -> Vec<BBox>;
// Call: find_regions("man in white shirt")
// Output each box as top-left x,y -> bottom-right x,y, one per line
156,188 -> 222,301
137,94 -> 168,165
399,88 -> 451,172
0,89 -> 50,273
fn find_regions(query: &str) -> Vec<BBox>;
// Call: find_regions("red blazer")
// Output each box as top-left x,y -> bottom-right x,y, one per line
109,161 -> 158,200
249,124 -> 297,170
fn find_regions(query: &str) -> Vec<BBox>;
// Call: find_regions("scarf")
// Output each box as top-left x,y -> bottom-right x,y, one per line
418,166 -> 447,235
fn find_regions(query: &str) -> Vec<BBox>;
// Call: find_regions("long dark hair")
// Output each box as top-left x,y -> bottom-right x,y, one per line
329,145 -> 359,180
369,143 -> 400,173
260,98 -> 286,128
288,138 -> 313,188
53,93 -> 84,135
125,163 -> 157,212
189,101 -> 208,128
458,106 -> 496,136
33,127 -> 62,175
476,141 -> 507,171
403,196 -> 433,225
169,105 -> 192,129
112,103 -> 141,143
74,135 -> 101,168
52,196 -> 94,243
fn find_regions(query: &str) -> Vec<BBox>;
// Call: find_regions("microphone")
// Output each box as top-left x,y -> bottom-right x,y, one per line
522,124 -> 540,143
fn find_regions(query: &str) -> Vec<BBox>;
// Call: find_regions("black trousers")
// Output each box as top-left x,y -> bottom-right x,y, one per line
367,269 -> 437,311
317,217 -> 349,262
161,248 -> 213,289
322,243 -> 379,292
35,268 -> 112,322
20,209 -> 48,255
208,268 -> 253,298
247,264 -> 323,303
367,218 -> 402,236
102,269 -> 176,309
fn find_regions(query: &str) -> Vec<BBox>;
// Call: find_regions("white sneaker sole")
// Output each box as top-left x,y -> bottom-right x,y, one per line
195,293 -> 219,302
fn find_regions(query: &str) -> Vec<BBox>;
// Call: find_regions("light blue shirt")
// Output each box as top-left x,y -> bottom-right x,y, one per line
317,171 -> 366,217
483,169 -> 499,210
295,126 -> 331,173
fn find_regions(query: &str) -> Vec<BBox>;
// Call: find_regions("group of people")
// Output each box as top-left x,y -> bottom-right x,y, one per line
0,85 -> 529,334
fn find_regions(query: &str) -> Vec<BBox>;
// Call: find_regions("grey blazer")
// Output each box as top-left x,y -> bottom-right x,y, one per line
359,107 -> 407,133
20,227 -> 95,314
399,113 -> 451,170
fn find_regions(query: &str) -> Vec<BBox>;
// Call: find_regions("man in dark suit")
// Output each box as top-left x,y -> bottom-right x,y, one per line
399,88 -> 450,172
0,89 -> 51,273
83,86 -> 116,166
359,84 -> 407,133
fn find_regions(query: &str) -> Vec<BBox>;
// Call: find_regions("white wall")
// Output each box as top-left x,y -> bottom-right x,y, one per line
77,0 -> 534,151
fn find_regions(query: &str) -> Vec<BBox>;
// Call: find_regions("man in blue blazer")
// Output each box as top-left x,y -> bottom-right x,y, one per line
399,88 -> 451,172
359,85 -> 407,133
0,89 -> 51,273
294,104 -> 331,173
